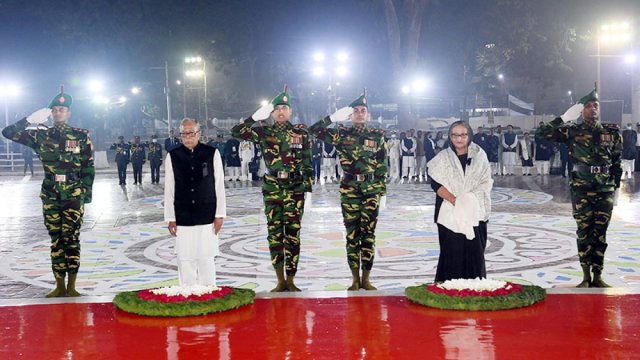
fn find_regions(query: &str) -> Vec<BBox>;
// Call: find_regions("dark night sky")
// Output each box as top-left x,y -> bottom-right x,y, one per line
0,0 -> 639,120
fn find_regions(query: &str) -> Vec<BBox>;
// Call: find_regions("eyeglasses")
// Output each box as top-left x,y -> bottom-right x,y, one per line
450,133 -> 468,139
180,130 -> 200,138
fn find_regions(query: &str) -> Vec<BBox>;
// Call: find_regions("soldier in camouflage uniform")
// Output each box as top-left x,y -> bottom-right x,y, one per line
231,86 -> 313,292
110,136 -> 130,185
537,88 -> 622,288
130,135 -> 146,185
2,87 -> 95,297
147,134 -> 163,184
309,91 -> 388,290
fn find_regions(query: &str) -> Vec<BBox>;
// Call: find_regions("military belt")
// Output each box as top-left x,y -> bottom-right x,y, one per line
572,165 -> 610,174
342,173 -> 376,182
45,172 -> 82,182
265,168 -> 302,180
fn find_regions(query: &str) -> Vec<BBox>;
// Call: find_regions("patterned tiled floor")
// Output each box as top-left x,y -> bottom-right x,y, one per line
1,172 -> 640,298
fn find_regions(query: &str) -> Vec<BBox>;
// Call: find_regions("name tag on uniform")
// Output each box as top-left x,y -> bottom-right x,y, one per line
55,174 -> 67,182
66,140 -> 80,154
364,139 -> 377,152
291,135 -> 303,149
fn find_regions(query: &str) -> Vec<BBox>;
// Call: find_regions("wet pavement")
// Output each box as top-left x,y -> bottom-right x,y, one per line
2,166 -> 640,301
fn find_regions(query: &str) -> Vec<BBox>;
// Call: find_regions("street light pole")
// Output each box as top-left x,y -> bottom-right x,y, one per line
165,61 -> 172,135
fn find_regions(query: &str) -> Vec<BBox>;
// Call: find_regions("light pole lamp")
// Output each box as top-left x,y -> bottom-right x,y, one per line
597,21 -> 633,98
312,50 -> 349,114
184,56 -> 208,129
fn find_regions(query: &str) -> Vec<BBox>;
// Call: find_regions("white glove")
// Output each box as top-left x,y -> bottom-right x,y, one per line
304,192 -> 312,212
252,103 -> 274,121
379,195 -> 387,211
561,103 -> 584,122
614,189 -> 620,206
330,106 -> 353,122
27,108 -> 51,124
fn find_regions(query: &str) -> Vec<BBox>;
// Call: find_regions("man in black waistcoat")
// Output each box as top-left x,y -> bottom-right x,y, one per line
164,118 -> 226,287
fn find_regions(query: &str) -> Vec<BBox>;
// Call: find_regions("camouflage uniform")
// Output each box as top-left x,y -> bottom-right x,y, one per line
309,115 -> 387,270
231,118 -> 313,276
537,107 -> 622,273
2,118 -> 95,280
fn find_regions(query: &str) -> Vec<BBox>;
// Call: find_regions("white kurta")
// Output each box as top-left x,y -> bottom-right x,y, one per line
164,148 -> 226,286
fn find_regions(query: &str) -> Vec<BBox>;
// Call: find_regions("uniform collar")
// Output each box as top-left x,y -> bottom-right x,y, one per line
53,122 -> 69,133
273,121 -> 291,132
352,124 -> 366,133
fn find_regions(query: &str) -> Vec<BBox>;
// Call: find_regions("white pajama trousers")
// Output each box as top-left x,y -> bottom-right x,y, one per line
175,225 -> 219,287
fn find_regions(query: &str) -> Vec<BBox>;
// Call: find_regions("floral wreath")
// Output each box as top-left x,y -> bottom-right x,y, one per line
113,285 -> 255,317
405,278 -> 546,311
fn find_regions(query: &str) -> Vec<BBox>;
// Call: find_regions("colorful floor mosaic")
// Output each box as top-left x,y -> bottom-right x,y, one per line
2,178 -> 639,298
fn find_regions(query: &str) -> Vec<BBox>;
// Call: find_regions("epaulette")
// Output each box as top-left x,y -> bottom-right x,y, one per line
72,127 -> 90,135
602,123 -> 620,132
368,128 -> 386,135
294,123 -> 307,130
337,124 -> 348,130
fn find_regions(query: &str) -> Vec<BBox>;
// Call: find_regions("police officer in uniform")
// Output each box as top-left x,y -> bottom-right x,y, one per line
147,134 -> 163,184
537,88 -> 622,288
231,86 -> 313,292
2,87 -> 95,297
130,135 -> 146,185
110,136 -> 130,185
309,91 -> 388,290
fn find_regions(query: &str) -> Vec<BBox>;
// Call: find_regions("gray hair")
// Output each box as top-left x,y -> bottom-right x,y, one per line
447,120 -> 474,150
179,118 -> 200,132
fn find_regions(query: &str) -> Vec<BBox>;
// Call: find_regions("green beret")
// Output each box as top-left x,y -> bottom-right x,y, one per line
48,92 -> 72,108
271,85 -> 291,107
578,89 -> 599,105
349,91 -> 368,109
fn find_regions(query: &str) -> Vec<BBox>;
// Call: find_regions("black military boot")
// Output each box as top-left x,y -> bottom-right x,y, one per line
286,275 -> 301,292
591,268 -> 612,288
361,270 -> 377,290
576,264 -> 591,288
271,267 -> 287,292
45,275 -> 66,298
347,268 -> 360,291
67,273 -> 81,297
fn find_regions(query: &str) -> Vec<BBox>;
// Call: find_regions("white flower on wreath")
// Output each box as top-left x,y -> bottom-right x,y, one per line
150,285 -> 220,297
437,278 -> 511,292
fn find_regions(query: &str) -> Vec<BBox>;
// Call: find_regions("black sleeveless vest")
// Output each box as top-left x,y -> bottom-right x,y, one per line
169,144 -> 217,226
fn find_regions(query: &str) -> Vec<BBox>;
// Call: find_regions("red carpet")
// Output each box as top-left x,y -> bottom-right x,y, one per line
1,294 -> 638,359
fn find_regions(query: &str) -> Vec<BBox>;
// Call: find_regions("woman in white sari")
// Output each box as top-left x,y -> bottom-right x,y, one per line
427,121 -> 493,282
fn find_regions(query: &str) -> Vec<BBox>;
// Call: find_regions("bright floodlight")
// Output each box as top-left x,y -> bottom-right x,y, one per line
568,90 -> 572,95
335,66 -> 348,77
412,78 -> 428,93
131,86 -> 140,95
498,73 -> 505,80
312,66 -> 326,76
401,85 -> 411,94
176,80 -> 182,85
0,84 -> 20,97
260,100 -> 269,107
186,69 -> 204,77
336,52 -> 348,62
313,52 -> 326,62
625,54 -> 638,64
88,79 -> 104,93
119,96 -> 127,103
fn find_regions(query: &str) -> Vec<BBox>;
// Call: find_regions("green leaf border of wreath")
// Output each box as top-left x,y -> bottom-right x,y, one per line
405,284 -> 547,311
113,288 -> 255,317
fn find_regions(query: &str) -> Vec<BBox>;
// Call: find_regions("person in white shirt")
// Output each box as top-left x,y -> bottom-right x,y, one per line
385,132 -> 401,181
164,118 -> 226,287
239,140 -> 255,181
